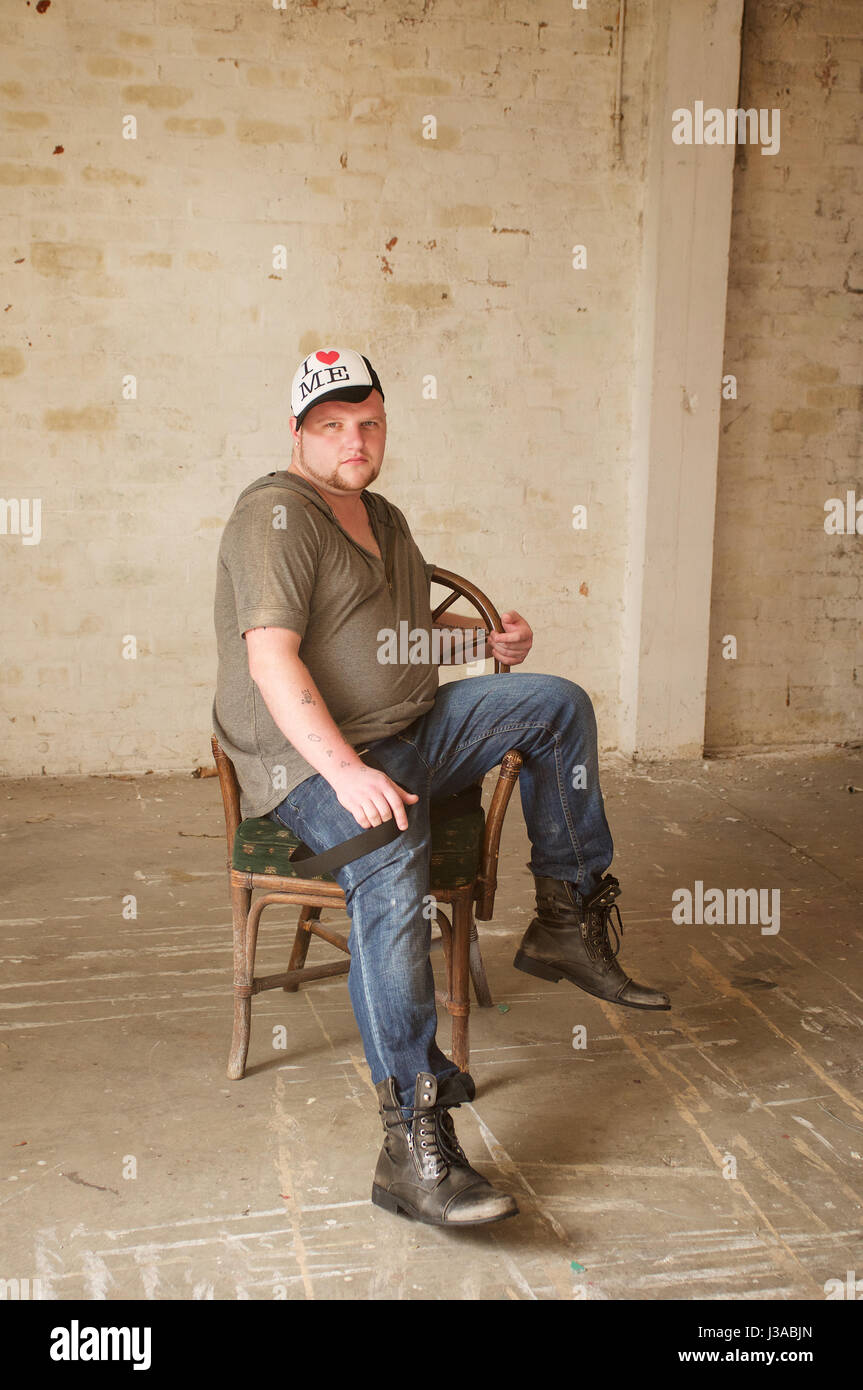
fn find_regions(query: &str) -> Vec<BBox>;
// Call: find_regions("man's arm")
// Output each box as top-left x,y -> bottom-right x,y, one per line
245,626 -> 363,778
244,626 -> 418,829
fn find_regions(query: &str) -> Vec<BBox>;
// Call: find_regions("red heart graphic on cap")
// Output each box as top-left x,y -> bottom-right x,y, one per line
315,350 -> 339,365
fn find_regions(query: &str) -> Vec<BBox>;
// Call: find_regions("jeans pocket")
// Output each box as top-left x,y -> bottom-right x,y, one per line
271,801 -> 302,830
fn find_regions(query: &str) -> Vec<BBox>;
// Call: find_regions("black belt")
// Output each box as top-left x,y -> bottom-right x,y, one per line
270,748 -> 483,879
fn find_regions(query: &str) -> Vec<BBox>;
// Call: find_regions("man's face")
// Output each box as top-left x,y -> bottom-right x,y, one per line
288,391 -> 386,500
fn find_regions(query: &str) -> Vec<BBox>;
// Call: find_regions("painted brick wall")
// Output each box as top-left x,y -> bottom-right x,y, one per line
705,0 -> 863,751
0,0 -> 650,775
2,1 -> 858,777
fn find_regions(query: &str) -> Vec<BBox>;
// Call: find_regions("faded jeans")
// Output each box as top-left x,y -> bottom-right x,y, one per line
270,672 -> 613,1108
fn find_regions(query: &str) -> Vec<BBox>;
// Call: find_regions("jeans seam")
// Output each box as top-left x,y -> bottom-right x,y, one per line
432,719 -> 550,768
272,799 -> 389,1080
346,899 -> 387,1085
552,727 -> 586,883
344,756 -> 432,1085
395,731 -> 431,774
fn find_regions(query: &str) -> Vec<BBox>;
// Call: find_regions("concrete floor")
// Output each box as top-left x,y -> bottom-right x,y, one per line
2,748 -> 862,1301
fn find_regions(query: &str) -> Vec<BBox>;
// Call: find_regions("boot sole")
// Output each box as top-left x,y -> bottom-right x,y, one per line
371,1183 -> 519,1226
513,949 -> 672,1010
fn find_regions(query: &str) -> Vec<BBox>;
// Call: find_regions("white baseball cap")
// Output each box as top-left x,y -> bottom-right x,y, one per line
290,347 -> 385,428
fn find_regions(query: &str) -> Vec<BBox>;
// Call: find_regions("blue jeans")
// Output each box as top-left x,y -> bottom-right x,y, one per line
270,673 -> 613,1108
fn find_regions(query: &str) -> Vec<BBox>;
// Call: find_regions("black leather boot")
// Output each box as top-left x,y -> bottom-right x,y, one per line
371,1070 -> 519,1226
513,874 -> 671,1010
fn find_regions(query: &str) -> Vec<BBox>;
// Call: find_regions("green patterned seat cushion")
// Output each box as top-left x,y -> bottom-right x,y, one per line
232,808 -> 485,889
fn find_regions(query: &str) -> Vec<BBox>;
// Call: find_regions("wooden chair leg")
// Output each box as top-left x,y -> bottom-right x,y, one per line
450,896 -> 471,1073
434,906 -> 453,981
468,916 -> 493,1007
284,904 -> 319,991
227,880 -> 253,1080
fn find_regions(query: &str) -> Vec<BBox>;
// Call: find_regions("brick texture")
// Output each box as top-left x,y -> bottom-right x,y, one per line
706,0 -> 863,752
0,1 -> 858,775
0,0 -> 642,775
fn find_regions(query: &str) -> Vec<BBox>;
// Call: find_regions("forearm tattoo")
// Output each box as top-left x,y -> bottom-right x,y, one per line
306,732 -> 337,762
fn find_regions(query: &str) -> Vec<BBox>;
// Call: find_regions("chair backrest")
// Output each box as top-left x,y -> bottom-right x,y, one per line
428,566 -> 508,670
211,735 -> 243,855
212,567 -> 510,852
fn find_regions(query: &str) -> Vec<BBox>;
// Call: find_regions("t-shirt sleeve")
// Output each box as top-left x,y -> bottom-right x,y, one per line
224,492 -> 320,640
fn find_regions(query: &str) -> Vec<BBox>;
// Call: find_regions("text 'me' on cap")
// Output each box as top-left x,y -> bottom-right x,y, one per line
291,348 -> 385,428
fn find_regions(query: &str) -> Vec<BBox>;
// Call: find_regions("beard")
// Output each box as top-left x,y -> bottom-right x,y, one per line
297,434 -> 376,494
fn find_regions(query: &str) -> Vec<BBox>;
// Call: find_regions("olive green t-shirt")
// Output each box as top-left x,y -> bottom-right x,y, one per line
212,470 -> 439,820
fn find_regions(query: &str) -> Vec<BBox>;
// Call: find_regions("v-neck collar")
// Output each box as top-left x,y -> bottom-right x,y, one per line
332,493 -> 395,587
325,493 -> 382,560
275,471 -> 395,586
360,493 -> 383,558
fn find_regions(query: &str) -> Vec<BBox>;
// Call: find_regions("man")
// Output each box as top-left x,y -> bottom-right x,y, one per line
213,347 -> 670,1229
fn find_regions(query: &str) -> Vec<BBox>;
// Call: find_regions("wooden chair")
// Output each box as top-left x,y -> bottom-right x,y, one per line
212,566 -> 523,1081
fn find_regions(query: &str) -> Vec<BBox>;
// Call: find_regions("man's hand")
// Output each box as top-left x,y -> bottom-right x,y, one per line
486,610 -> 533,667
329,763 -> 419,831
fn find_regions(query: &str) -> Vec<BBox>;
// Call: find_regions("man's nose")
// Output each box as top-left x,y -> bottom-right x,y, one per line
343,422 -> 366,451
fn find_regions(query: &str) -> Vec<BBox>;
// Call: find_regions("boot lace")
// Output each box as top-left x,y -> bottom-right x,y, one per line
582,876 -> 624,964
438,1108 -> 468,1164
380,1097 -> 465,1179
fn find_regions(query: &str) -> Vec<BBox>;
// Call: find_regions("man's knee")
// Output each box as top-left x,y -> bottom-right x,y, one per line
523,672 -> 593,718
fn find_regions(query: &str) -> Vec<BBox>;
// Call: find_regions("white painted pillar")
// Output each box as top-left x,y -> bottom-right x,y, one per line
619,0 -> 744,757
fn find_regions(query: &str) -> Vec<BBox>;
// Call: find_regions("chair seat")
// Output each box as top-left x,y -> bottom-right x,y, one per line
232,808 -> 486,890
